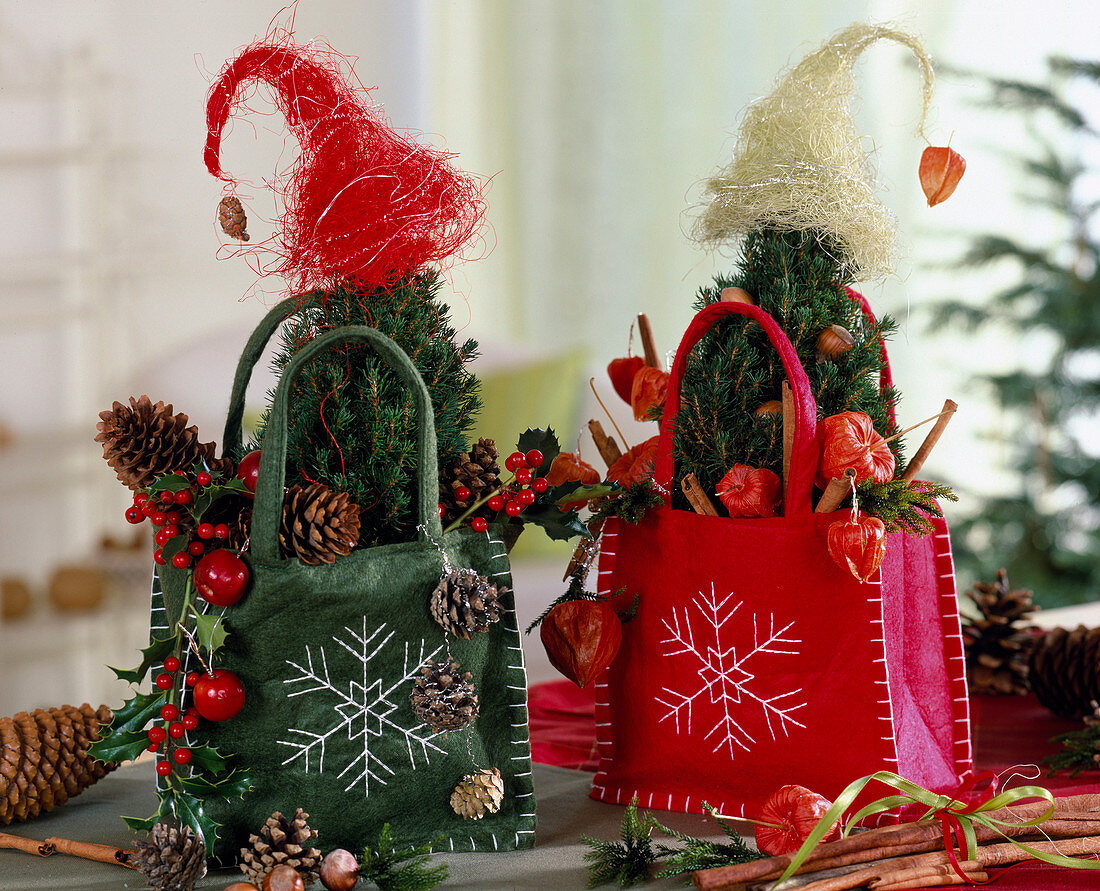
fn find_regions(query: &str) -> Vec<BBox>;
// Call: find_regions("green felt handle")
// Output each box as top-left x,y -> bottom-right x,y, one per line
251,325 -> 443,563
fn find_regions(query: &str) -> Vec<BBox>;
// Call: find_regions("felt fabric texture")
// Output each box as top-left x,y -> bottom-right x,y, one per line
154,322 -> 534,863
590,301 -> 971,821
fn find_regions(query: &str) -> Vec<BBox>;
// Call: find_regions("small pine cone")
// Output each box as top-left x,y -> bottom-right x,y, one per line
411,660 -> 479,732
430,569 -> 505,640
0,703 -> 115,825
239,808 -> 322,886
203,493 -> 253,552
439,438 -> 500,525
1030,625 -> 1100,719
961,569 -> 1040,696
134,823 -> 207,891
218,196 -> 250,241
280,484 -> 361,565
450,768 -> 504,820
95,396 -> 229,492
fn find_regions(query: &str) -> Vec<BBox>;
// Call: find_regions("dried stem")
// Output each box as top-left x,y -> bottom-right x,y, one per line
589,378 -> 629,448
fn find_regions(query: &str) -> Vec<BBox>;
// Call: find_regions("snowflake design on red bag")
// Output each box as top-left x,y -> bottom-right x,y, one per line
656,584 -> 807,756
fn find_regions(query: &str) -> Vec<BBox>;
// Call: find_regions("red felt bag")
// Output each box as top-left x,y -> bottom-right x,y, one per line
590,300 -> 971,820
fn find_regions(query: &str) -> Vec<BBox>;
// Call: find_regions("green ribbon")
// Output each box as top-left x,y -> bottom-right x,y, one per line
771,770 -> 1100,888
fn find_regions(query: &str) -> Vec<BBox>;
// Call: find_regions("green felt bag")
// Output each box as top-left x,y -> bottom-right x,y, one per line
152,302 -> 535,863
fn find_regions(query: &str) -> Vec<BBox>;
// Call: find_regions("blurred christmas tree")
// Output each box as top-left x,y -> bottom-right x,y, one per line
933,59 -> 1100,607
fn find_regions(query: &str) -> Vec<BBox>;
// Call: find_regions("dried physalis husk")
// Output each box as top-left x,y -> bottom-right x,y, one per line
754,400 -> 782,418
816,324 -> 855,361
218,196 -> 251,241
720,286 -> 755,305
919,146 -> 966,207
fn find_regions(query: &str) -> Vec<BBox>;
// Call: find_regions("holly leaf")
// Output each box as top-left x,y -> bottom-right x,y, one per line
191,610 -> 229,656
516,427 -> 561,474
121,811 -> 159,834
518,500 -> 588,541
146,474 -> 193,495
553,483 -> 618,506
103,690 -> 167,736
108,636 -> 175,685
166,788 -> 222,851
178,768 -> 252,802
89,728 -> 152,765
192,479 -> 251,521
186,744 -> 231,775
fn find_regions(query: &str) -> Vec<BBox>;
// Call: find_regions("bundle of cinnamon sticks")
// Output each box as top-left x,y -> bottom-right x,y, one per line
693,794 -> 1100,890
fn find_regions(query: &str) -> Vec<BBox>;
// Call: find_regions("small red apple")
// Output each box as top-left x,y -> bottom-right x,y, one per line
237,449 -> 262,494
193,669 -> 245,722
193,549 -> 249,606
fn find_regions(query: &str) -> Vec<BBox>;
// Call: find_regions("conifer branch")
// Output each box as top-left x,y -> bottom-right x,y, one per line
359,824 -> 448,890
856,479 -> 957,536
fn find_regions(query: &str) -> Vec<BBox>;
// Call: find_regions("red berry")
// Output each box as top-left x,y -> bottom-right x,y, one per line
454,486 -> 472,503
150,511 -> 167,527
505,501 -> 522,517
193,669 -> 246,722
153,548 -> 167,566
165,511 -> 182,525
196,523 -> 215,540
154,529 -> 170,547
159,491 -> 174,505
185,707 -> 198,717
213,524 -> 230,540
174,489 -> 193,506
163,524 -> 180,539
148,726 -> 167,743
193,550 -> 250,607
438,504 -> 445,519
147,742 -> 160,753
172,552 -> 191,569
505,451 -> 525,472
168,721 -> 185,739
525,449 -> 544,469
141,500 -> 158,518
156,760 -> 172,777
134,492 -> 149,506
155,673 -> 174,690
125,506 -> 144,524
160,704 -> 180,721
163,656 -> 181,673
533,477 -> 549,493
237,450 -> 262,494
471,517 -> 488,532
188,540 -> 205,557
181,713 -> 199,730
518,489 -> 536,506
185,671 -> 199,687
196,471 -> 212,487
487,495 -> 505,512
172,747 -> 192,765
515,467 -> 533,485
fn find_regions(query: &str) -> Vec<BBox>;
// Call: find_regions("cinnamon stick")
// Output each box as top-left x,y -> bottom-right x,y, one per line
815,469 -> 856,514
0,832 -> 52,857
869,859 -> 982,888
682,473 -> 719,516
781,382 -> 794,495
637,313 -> 661,369
974,833 -> 1100,866
44,836 -> 136,868
563,519 -> 604,581
588,419 -> 623,468
901,399 -> 957,482
789,851 -> 957,891
875,869 -> 987,890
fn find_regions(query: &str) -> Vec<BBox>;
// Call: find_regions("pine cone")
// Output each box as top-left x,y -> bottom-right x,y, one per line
239,808 -> 322,886
218,196 -> 250,242
430,569 -> 505,640
95,396 -> 231,491
439,438 -> 500,524
450,767 -> 504,820
410,660 -> 479,732
203,493 -> 253,552
0,703 -> 115,825
134,823 -> 207,891
279,484 -> 361,565
1030,625 -> 1100,719
961,569 -> 1040,696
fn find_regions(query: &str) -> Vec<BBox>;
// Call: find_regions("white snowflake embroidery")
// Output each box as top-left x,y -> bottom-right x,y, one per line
277,619 -> 448,795
656,583 -> 807,757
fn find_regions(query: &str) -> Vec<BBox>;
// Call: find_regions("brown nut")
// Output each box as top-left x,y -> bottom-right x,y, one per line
719,286 -> 755,305
225,884 -> 260,891
320,847 -> 361,890
262,865 -> 305,891
816,324 -> 855,360
754,400 -> 782,417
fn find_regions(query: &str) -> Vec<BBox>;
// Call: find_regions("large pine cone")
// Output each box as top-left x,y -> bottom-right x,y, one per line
411,660 -> 479,732
1030,625 -> 1100,719
0,703 -> 115,824
430,569 -> 505,640
962,569 -> 1040,696
134,823 -> 206,891
280,484 -> 361,565
95,396 -> 230,491
450,767 -> 504,820
439,437 -> 500,525
239,808 -> 322,886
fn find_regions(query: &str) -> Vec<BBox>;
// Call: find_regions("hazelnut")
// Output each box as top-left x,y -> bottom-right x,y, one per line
320,848 -> 361,890
262,865 -> 305,891
225,884 -> 260,891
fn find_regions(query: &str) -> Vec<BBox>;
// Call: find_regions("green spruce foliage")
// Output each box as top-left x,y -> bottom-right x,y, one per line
360,824 -> 448,890
673,228 -> 902,510
255,270 -> 481,546
932,59 -> 1100,606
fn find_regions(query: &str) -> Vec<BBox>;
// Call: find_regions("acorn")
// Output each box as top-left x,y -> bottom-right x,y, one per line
816,324 -> 854,361
263,865 -> 305,891
320,848 -> 361,891
720,286 -> 755,305
755,400 -> 782,418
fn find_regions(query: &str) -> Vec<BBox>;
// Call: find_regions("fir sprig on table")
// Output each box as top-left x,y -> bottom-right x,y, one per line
856,479 -> 957,535
1045,703 -> 1100,778
653,805 -> 765,878
360,824 -> 448,890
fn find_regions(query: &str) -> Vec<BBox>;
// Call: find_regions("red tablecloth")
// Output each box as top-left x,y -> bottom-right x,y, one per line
529,681 -> 1099,889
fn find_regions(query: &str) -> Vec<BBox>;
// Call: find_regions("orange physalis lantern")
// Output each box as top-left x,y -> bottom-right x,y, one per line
607,436 -> 659,487
539,599 -> 623,689
630,367 -> 669,422
919,145 -> 966,207
827,514 -> 887,583
607,355 -> 645,405
715,464 -> 782,518
817,411 -> 895,486
545,452 -> 601,488
755,784 -> 840,856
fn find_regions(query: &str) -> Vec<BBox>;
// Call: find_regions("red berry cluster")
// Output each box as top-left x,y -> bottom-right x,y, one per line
460,448 -> 548,533
124,471 -> 231,568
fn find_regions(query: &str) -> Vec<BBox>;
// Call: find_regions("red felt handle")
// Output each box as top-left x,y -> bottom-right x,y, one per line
654,301 -> 819,518
846,287 -> 897,427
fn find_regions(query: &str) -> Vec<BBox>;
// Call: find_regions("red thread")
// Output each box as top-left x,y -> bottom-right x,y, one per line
205,35 -> 485,294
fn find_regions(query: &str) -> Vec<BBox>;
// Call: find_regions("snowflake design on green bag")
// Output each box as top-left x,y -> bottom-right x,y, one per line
278,618 -> 448,794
